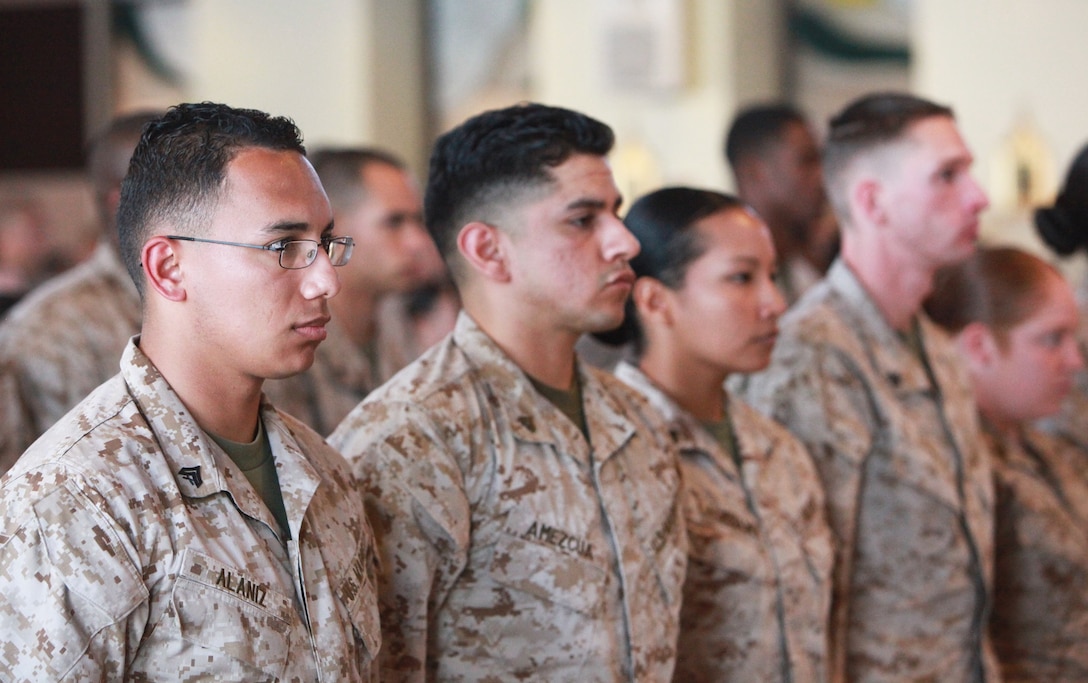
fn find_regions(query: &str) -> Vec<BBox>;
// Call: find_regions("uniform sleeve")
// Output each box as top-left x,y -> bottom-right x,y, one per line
0,361 -> 36,474
741,341 -> 879,681
333,400 -> 472,683
0,338 -> 100,473
0,478 -> 149,680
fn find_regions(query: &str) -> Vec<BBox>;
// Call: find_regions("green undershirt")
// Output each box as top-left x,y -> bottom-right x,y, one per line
209,418 -> 292,541
530,374 -> 588,440
702,411 -> 741,470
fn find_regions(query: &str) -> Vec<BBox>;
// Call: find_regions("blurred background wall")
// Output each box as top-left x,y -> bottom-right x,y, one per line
2,0 -> 1086,279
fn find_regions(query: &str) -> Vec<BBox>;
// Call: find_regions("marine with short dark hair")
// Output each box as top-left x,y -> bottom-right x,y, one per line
330,102 -> 687,681
0,102 -> 380,680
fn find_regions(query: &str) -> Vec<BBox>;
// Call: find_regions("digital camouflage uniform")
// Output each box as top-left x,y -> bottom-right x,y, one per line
985,424 -> 1088,682
0,339 -> 381,681
737,260 -> 997,683
329,312 -> 687,682
616,362 -> 834,683
265,297 -> 416,436
0,243 -> 141,473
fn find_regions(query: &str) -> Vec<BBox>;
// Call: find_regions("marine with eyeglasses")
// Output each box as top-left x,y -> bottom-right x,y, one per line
0,103 -> 381,681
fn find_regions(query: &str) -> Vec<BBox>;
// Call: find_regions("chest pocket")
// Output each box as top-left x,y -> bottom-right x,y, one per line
140,549 -> 294,681
489,533 -> 610,616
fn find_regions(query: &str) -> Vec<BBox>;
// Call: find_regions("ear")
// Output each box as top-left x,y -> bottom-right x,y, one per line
457,221 -> 510,283
957,321 -> 998,372
632,277 -> 675,328
851,177 -> 886,227
143,236 -> 187,302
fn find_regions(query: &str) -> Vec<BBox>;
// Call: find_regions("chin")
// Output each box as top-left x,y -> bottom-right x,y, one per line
728,358 -> 771,376
583,311 -> 626,334
935,249 -> 971,269
268,354 -> 317,380
1038,400 -> 1065,420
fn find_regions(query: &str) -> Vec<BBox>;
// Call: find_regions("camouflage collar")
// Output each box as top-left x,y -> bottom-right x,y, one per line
614,361 -> 775,476
825,259 -> 939,397
120,339 -> 320,536
452,312 -> 637,466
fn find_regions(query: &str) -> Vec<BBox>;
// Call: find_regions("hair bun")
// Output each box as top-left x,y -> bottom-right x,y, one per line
1034,204 -> 1083,256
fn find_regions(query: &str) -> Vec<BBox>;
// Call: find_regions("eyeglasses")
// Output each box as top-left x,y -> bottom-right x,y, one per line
165,234 -> 354,269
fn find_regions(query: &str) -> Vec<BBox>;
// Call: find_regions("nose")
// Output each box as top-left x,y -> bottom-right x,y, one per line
763,275 -> 788,319
301,248 -> 341,300
603,215 -> 640,262
966,174 -> 990,213
406,220 -> 434,256
1065,339 -> 1085,372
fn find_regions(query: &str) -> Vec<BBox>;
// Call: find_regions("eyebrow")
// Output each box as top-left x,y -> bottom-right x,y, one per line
725,255 -> 762,267
263,219 -> 335,237
264,220 -> 309,236
566,195 -> 624,214
936,149 -> 974,169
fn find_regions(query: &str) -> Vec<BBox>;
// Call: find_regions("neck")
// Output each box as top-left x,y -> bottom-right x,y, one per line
979,406 -> 1022,443
331,288 -> 378,347
638,344 -> 726,422
463,299 -> 578,390
139,319 -> 262,442
842,236 -> 935,332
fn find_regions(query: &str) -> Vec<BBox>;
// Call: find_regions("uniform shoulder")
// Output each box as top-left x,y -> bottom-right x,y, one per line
329,339 -> 484,455
0,260 -> 132,361
778,285 -> 851,344
8,376 -> 140,479
1,258 -> 112,329
364,334 -> 476,406
1,385 -> 160,561
730,395 -> 807,449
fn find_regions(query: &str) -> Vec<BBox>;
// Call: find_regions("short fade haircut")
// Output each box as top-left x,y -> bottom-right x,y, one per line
117,102 -> 306,295
822,92 -> 954,221
724,103 -> 808,171
308,147 -> 405,213
424,102 -> 615,281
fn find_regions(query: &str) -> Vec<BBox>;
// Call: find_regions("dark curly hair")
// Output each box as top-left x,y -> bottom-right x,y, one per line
423,102 -> 614,282
116,102 -> 306,295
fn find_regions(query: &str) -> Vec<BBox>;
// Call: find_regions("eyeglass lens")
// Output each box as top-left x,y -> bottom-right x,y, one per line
280,238 -> 353,269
